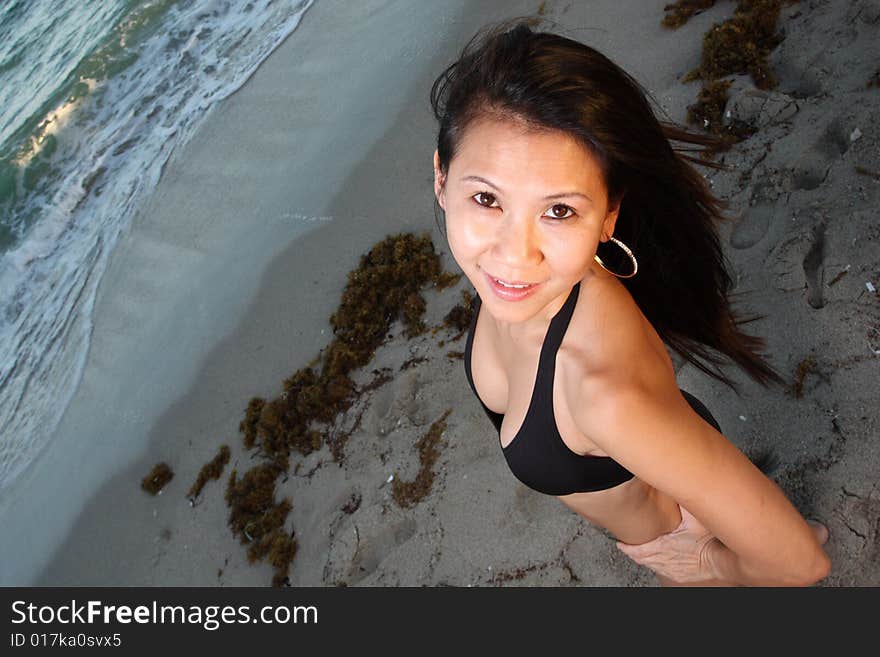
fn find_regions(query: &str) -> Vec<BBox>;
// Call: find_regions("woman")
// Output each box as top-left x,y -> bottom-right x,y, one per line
430,21 -> 830,586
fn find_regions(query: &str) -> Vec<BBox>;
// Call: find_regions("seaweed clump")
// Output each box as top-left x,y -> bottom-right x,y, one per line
239,398 -> 264,449
441,289 -> 475,337
400,355 -> 429,371
791,355 -> 817,399
141,462 -> 173,495
392,409 -> 452,508
679,0 -> 797,87
188,445 -> 231,500
662,0 -> 718,28
434,288 -> 475,347
665,0 -> 799,150
224,232 -> 459,585
687,79 -> 730,134
225,458 -> 296,587
241,232 -> 458,464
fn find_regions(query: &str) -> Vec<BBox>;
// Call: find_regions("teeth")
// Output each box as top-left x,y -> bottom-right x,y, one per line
494,277 -> 532,289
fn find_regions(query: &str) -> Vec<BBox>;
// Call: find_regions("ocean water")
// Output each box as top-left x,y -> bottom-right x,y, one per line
0,0 -> 314,495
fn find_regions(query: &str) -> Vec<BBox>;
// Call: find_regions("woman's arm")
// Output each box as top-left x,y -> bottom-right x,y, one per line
574,375 -> 831,586
615,503 -> 829,586
704,521 -> 830,586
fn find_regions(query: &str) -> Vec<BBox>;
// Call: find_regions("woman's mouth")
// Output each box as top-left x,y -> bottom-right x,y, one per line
484,271 -> 542,301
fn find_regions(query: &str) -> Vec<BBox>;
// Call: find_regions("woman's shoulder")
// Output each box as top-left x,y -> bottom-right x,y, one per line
560,275 -> 677,399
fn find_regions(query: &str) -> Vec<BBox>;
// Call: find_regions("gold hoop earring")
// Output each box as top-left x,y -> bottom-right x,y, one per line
593,236 -> 638,279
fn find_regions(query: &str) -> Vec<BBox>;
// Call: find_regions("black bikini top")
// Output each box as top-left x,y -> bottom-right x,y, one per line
463,282 -> 636,496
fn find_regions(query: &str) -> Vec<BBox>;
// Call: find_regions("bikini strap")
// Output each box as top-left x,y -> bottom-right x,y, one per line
534,282 -> 580,402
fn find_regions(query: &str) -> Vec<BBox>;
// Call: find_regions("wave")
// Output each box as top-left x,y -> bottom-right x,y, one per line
0,0 -> 315,494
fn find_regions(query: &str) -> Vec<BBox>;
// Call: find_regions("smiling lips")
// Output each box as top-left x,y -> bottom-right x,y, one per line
492,276 -> 535,288
484,268 -> 538,288
483,270 -> 542,301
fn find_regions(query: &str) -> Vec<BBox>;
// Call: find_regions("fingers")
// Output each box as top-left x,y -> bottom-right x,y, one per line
806,519 -> 830,546
616,541 -> 641,556
616,539 -> 660,563
616,541 -> 648,565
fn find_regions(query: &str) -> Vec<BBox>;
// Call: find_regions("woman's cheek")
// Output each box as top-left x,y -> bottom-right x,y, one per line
443,211 -> 470,271
446,209 -> 482,262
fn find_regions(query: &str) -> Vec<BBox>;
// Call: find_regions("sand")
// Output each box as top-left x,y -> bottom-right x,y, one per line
1,0 -> 877,587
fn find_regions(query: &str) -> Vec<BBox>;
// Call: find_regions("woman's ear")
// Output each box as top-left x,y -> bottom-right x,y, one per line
433,150 -> 446,210
600,196 -> 623,241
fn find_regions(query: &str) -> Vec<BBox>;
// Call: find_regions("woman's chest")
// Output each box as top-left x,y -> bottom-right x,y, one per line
470,305 -> 674,454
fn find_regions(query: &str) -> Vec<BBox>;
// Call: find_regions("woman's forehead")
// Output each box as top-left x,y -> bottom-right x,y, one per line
450,117 -> 606,192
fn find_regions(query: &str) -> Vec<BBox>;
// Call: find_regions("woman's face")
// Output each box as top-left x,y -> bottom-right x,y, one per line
434,116 -> 621,328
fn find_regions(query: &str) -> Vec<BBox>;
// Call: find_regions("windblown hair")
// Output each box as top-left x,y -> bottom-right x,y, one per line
430,20 -> 786,392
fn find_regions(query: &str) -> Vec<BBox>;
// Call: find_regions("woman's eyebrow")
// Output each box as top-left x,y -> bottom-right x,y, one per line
460,175 -> 592,203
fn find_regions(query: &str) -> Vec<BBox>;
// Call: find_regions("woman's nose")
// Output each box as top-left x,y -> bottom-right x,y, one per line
492,212 -> 541,267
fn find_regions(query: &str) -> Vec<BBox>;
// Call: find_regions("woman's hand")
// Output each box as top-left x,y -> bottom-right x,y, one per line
615,505 -> 720,584
616,505 -> 831,585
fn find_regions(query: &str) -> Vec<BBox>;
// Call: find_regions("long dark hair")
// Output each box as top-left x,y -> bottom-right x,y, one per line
430,20 -> 785,393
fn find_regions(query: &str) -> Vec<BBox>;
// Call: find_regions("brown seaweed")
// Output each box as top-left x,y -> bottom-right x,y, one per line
668,0 -> 799,151
392,409 -> 452,508
224,457 -> 296,586
220,232 -> 459,585
141,462 -> 173,495
662,0 -> 719,29
791,355 -> 817,399
187,445 -> 230,500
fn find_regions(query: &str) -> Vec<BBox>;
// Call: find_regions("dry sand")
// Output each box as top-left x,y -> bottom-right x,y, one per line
3,0 -> 877,586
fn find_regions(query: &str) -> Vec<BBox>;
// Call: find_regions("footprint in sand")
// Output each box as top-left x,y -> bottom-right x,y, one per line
731,206 -> 772,250
791,117 -> 850,191
325,515 -> 417,585
364,370 -> 423,436
802,220 -> 827,309
731,181 -> 777,249
789,68 -> 824,100
348,517 -> 417,584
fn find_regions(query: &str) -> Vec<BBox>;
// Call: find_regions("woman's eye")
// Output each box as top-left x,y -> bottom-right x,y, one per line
469,194 -> 573,219
472,191 -> 498,208
545,204 -> 575,220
